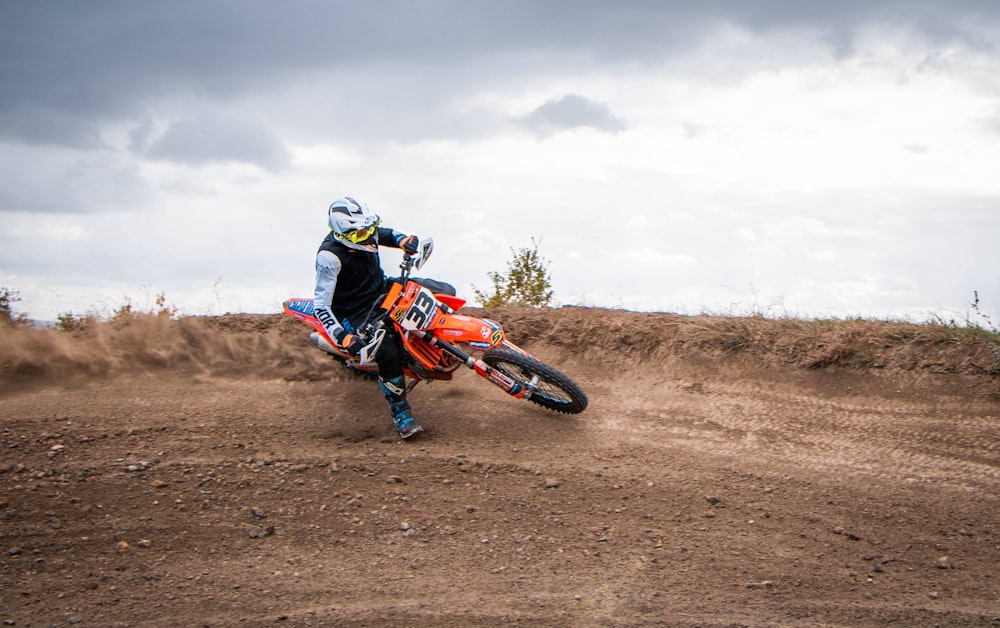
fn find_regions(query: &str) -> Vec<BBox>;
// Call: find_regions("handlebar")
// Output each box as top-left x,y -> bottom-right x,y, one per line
356,239 -> 431,340
400,253 -> 415,280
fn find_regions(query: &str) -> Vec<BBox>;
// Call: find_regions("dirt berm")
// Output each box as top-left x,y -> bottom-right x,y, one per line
1,307 -> 999,627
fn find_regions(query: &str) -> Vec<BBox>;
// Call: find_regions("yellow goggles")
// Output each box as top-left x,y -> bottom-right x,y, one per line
345,220 -> 380,243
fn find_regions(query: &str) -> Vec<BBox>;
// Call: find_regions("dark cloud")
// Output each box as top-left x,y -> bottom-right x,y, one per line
0,148 -> 150,214
518,94 -> 625,137
2,1 -> 997,148
0,106 -> 105,149
137,114 -> 291,171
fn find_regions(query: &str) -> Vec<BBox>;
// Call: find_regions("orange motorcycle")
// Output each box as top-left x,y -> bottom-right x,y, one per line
282,240 -> 587,414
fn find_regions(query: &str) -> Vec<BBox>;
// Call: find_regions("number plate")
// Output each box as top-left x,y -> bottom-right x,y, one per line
399,285 -> 438,331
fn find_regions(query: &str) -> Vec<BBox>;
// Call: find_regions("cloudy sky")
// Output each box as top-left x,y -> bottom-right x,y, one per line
2,1 -> 999,323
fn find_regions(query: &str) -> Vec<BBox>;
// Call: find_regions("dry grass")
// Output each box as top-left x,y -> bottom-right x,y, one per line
2,308 -> 998,391
675,315 -> 1000,375
472,305 -> 1000,377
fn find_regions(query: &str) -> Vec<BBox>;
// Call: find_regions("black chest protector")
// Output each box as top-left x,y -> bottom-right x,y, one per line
318,232 -> 388,325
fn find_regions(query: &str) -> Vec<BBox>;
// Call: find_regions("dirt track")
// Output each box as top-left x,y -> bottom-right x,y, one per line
2,309 -> 999,627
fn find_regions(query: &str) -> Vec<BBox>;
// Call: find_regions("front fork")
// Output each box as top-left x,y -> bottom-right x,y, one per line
410,331 -> 528,399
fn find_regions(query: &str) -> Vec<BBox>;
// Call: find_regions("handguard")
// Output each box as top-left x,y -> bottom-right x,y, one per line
357,328 -> 386,366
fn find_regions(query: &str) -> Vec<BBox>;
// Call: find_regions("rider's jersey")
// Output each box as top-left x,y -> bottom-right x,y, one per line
313,226 -> 405,342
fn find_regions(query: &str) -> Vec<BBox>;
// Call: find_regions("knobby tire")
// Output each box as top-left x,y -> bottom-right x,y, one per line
482,349 -> 588,414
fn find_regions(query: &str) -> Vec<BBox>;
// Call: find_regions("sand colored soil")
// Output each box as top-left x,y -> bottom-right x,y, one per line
1,308 -> 998,626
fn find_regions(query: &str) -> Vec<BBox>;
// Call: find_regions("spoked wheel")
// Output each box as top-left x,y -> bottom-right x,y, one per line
482,349 -> 588,414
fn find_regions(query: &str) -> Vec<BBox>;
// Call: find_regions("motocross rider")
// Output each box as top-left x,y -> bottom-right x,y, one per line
314,196 -> 448,439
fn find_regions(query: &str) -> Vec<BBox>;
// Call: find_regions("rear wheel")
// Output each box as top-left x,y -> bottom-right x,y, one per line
482,349 -> 588,414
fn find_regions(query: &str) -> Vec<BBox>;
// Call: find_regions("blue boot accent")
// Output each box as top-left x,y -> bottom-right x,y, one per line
379,376 -> 423,439
393,406 -> 423,439
378,375 -> 406,399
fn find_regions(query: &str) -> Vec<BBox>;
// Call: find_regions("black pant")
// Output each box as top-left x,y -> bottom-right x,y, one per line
349,276 -> 455,382
374,325 -> 405,382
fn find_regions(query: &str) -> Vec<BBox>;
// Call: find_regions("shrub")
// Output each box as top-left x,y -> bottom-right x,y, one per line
57,291 -> 178,331
0,286 -> 29,325
0,286 -> 18,323
55,311 -> 95,332
473,238 -> 554,308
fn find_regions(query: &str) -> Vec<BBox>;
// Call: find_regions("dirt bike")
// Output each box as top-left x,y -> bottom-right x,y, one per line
282,239 -> 588,414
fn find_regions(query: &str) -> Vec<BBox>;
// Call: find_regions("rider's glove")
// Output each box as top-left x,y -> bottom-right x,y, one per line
396,234 -> 419,255
335,329 -> 364,356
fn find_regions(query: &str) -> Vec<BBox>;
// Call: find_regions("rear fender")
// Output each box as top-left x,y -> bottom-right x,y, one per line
284,298 -> 336,345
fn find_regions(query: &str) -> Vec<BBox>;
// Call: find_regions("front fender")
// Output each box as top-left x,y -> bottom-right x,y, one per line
429,314 -> 505,350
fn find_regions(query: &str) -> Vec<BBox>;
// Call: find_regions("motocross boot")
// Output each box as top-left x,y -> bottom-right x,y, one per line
378,375 -> 423,439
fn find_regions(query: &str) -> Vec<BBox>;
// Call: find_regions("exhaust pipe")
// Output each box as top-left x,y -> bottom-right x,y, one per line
309,332 -> 340,356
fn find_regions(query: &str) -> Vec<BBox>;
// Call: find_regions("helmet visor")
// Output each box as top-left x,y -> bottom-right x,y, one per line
345,220 -> 380,243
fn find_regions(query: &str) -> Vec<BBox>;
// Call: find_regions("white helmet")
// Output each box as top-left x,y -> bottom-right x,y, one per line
327,197 -> 381,251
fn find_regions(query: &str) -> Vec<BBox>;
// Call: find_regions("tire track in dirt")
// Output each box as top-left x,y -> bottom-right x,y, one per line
3,312 -> 1000,626
582,372 -> 1000,497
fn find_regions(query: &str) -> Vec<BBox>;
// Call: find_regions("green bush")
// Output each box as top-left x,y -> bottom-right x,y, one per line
1,286 -> 28,325
473,238 -> 554,308
57,291 -> 177,331
55,311 -> 95,332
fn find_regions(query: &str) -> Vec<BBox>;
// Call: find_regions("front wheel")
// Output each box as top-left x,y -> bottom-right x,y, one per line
482,349 -> 588,414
